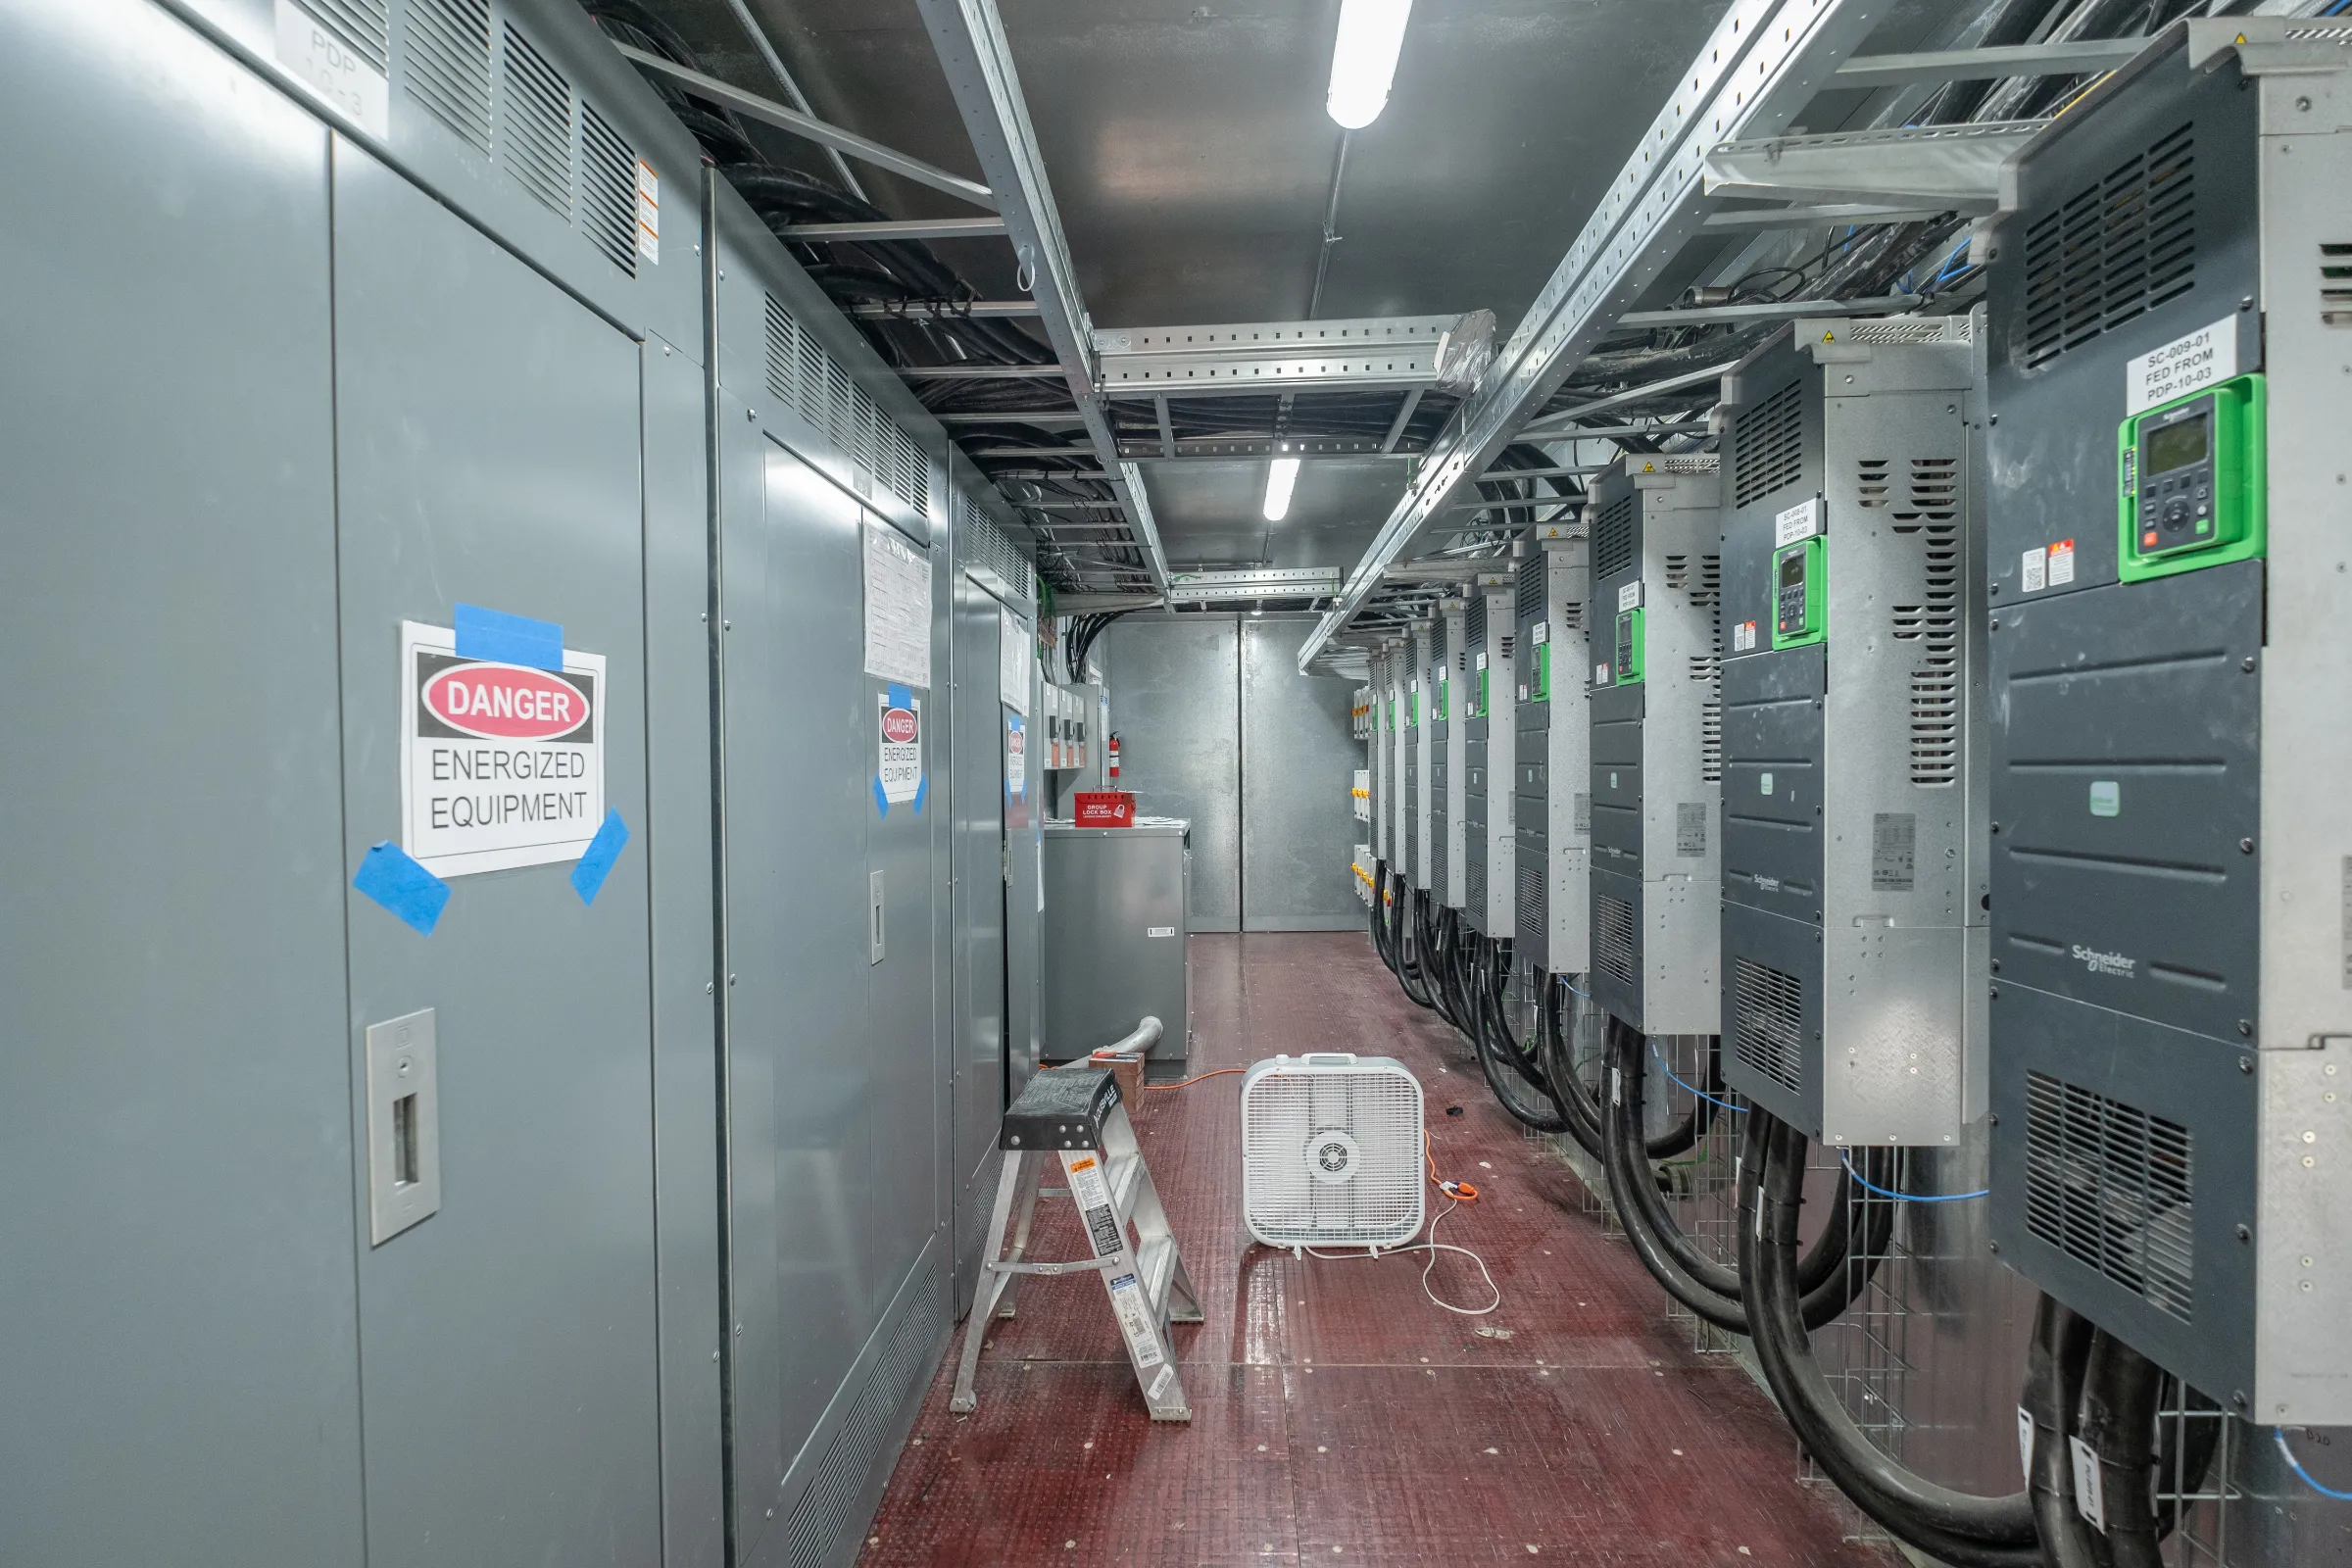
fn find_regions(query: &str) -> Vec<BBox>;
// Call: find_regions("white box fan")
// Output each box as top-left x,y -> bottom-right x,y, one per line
1241,1054 -> 1424,1250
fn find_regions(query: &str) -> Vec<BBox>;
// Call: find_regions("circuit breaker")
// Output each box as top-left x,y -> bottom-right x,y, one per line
1587,458 -> 1722,1035
1715,315 -> 1987,1149
1983,22 -> 2352,1423
1539,525 -> 1593,977
1512,555 -> 1551,970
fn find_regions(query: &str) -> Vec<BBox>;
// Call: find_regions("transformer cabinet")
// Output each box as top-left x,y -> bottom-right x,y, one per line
1984,21 -> 2352,1423
1511,555 -> 1551,971
1715,317 -> 1988,1148
1526,522 -> 1595,982
1438,600 -> 1470,910
1588,459 -> 1723,1034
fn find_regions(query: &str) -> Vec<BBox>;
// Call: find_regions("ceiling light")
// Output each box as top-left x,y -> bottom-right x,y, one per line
1326,0 -> 1412,130
1262,456 -> 1301,521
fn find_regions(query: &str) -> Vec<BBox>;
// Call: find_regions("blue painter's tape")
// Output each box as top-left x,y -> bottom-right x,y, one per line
912,775 -> 927,814
1007,713 -> 1022,732
455,603 -> 564,670
872,776 -> 890,817
886,682 -> 912,710
570,808 -> 630,906
354,842 -> 450,935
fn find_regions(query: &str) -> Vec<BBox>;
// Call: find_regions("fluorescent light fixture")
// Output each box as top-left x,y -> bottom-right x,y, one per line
1262,455 -> 1301,521
1326,0 -> 1412,130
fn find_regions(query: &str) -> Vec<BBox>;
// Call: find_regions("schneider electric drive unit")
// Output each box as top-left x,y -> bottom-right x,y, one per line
1512,555 -> 1552,971
1984,22 -> 2352,1422
1716,316 -> 1989,1148
1587,458 -> 1723,1035
1436,601 -> 1467,909
1413,621 -> 1438,894
1460,579 -> 1516,938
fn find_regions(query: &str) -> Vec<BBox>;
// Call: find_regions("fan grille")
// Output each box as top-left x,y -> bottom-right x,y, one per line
1240,1059 -> 1424,1249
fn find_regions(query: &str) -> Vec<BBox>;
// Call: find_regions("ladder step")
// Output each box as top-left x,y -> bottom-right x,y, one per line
1105,1148 -> 1145,1225
1138,1232 -> 1177,1320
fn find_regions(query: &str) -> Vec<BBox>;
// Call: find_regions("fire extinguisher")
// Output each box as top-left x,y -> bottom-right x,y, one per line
1107,733 -> 1120,782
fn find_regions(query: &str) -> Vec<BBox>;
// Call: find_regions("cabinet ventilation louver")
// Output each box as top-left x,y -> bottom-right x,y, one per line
1515,864 -> 1544,941
1731,958 -> 1796,1091
1595,893 -> 1637,985
2025,1071 -> 2194,1324
1465,596 -> 1487,656
1698,685 -> 1723,785
1429,834 -> 1446,895
2322,242 -> 2352,327
961,494 -> 1036,602
763,293 -> 937,520
498,24 -> 572,220
1464,853 -> 1487,921
1734,379 -> 1804,510
1882,457 -> 1962,784
1516,557 -> 1545,620
299,0 -> 390,71
1664,553 -> 1721,607
1731,958 -> 1804,1096
578,104 -> 638,276
781,1256 -> 945,1568
1592,495 -> 1637,584
2023,122 -> 2195,368
401,0 -> 491,154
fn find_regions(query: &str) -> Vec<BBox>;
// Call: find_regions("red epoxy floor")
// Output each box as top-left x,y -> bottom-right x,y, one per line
861,933 -> 1895,1566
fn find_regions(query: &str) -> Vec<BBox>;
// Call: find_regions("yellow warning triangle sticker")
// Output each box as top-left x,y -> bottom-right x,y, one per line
1641,461 -> 1656,472
2235,31 -> 2247,44
1821,329 -> 1838,343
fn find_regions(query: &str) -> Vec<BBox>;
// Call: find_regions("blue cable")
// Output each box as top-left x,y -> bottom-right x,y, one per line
1647,1039 -> 1746,1113
2276,1428 -> 2352,1500
1837,1150 -> 1987,1203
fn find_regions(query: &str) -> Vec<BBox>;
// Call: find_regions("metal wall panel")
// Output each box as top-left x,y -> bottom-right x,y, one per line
0,7 -> 364,1560
1242,616 -> 1364,931
948,559 -> 1008,1312
642,324 -> 726,1568
719,427 -> 871,1559
1098,616 -> 1242,931
330,137 -> 661,1567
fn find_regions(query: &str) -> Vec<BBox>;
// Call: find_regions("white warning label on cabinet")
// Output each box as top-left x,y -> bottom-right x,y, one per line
998,605 -> 1031,713
2021,546 -> 2047,594
634,161 -> 660,263
2047,538 -> 2076,587
863,522 -> 932,690
1004,715 -> 1026,797
878,694 -> 923,807
399,622 -> 605,878
1774,497 -> 1822,547
2126,314 -> 2235,416
274,0 -> 389,137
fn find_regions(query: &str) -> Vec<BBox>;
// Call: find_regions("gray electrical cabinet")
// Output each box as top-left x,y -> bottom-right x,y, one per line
1513,555 -> 1552,969
1540,525 -> 1595,976
1043,820 -> 1193,1072
1440,601 -> 1470,909
1481,579 -> 1519,940
1368,648 -> 1390,868
1402,641 -> 1423,890
1461,605 -> 1492,935
1411,625 -> 1430,893
1715,316 -> 1988,1149
1984,23 -> 2352,1423
1587,458 -> 1723,1036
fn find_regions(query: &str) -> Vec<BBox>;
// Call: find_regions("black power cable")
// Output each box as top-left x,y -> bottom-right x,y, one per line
2029,1295 -> 2106,1568
2078,1330 -> 2222,1567
1741,1110 -> 2041,1566
1470,938 -> 1569,1133
1537,974 -> 1604,1159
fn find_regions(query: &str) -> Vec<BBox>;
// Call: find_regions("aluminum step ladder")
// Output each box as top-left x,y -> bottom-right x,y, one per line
950,1064 -> 1202,1421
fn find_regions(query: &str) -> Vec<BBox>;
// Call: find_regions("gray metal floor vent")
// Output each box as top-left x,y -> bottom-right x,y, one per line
782,1259 -> 944,1568
1595,893 -> 1636,985
2025,1070 -> 2194,1323
1731,957 -> 1804,1096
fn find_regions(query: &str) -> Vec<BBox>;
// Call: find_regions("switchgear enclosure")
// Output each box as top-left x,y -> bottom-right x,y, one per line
1542,531 -> 1594,976
1586,461 -> 1723,1036
1982,27 -> 2352,1422
1715,318 -> 1987,1148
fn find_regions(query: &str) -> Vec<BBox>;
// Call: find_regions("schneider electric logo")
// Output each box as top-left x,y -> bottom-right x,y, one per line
2071,945 -> 2135,979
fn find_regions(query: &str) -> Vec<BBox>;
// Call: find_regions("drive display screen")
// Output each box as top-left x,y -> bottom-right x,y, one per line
1779,552 -> 1805,592
2144,412 -> 2210,475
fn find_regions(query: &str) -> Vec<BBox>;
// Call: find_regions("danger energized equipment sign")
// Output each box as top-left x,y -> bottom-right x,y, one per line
401,621 -> 607,877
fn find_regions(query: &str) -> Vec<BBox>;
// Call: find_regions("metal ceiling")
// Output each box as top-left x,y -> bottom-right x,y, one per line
601,0 -> 2303,624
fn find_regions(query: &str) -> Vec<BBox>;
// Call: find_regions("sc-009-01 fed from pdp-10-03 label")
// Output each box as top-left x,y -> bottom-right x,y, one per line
400,621 -> 606,879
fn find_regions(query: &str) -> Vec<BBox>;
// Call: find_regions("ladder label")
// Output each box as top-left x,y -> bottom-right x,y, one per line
1106,1273 -> 1163,1368
1062,1152 -> 1123,1257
